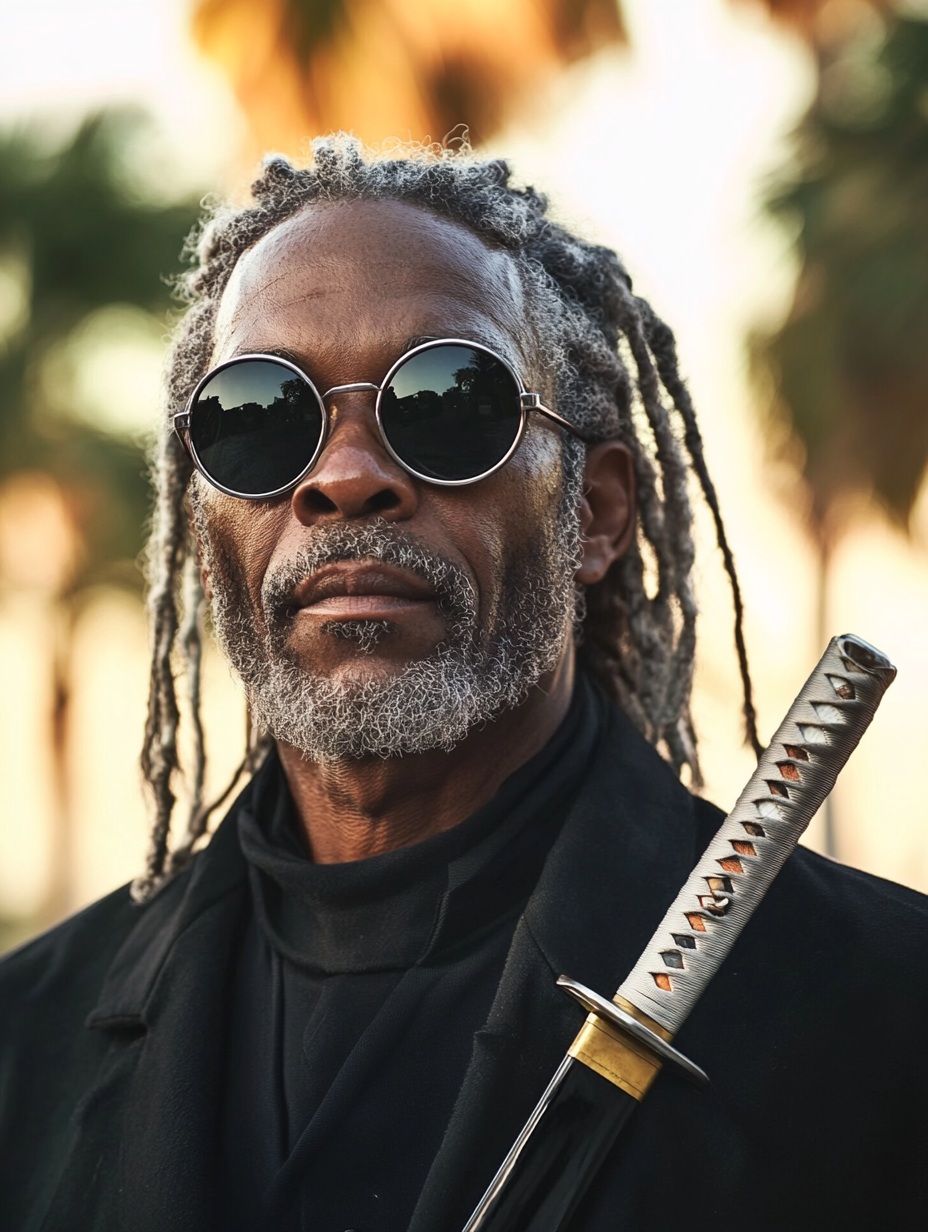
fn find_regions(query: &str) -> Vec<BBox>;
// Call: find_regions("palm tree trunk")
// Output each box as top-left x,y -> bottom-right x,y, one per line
40,595 -> 77,928
817,543 -> 838,859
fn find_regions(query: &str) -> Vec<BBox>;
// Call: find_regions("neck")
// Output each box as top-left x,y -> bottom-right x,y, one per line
276,646 -> 576,863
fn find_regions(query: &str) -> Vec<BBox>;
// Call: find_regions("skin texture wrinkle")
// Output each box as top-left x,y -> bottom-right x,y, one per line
193,199 -> 635,864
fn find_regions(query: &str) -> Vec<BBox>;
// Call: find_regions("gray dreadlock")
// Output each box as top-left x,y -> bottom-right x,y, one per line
133,136 -> 760,903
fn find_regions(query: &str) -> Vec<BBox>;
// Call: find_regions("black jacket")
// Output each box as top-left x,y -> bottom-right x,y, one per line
2,701 -> 928,1231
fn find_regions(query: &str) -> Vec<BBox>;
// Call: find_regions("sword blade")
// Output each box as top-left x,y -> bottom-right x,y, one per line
462,1059 -> 637,1232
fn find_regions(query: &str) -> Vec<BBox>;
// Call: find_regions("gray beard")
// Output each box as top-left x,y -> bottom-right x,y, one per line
197,506 -> 581,762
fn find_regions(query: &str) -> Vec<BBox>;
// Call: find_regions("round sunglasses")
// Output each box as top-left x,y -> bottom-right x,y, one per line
172,338 -> 586,499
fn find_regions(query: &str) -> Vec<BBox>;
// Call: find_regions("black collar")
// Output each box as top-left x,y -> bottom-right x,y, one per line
238,682 -> 601,973
86,694 -> 697,1031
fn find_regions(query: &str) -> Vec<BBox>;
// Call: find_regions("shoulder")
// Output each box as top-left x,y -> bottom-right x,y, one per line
0,883 -> 148,1162
773,838 -> 928,985
692,792 -> 928,993
0,784 -> 256,1035
0,885 -> 140,1037
695,790 -> 928,917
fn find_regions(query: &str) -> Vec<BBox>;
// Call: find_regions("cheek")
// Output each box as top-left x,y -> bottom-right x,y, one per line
195,484 -> 287,607
501,431 -> 566,535
438,433 -> 565,611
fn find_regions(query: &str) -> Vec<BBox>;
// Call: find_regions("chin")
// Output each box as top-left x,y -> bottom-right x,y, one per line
324,656 -> 408,688
288,617 -> 444,673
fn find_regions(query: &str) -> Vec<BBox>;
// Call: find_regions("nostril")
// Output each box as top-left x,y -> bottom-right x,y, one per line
368,489 -> 400,514
299,488 -> 338,515
293,485 -> 403,520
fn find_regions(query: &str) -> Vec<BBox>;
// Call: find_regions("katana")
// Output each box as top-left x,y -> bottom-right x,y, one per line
461,634 -> 896,1232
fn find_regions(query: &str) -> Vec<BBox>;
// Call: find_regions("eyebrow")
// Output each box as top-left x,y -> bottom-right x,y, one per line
402,334 -> 439,352
225,335 -> 523,390
246,345 -> 304,367
233,336 -> 442,371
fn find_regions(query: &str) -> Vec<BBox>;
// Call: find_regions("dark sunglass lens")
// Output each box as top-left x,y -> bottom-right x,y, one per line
380,345 -> 522,482
189,360 -> 323,495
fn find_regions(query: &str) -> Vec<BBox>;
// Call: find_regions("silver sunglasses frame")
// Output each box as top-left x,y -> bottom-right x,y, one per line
172,337 -> 585,501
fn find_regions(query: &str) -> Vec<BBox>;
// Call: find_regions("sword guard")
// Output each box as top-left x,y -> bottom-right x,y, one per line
557,974 -> 710,1089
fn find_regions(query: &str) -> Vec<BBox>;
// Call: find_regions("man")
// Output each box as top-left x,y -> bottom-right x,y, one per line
2,139 -> 927,1232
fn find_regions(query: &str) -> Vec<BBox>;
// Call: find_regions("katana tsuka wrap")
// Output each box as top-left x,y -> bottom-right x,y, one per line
616,633 -> 896,1036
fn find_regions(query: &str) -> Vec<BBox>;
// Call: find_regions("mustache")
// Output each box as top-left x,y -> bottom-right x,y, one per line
261,521 -> 477,635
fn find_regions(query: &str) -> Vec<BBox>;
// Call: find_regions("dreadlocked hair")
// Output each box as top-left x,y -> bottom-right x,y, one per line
132,135 -> 760,903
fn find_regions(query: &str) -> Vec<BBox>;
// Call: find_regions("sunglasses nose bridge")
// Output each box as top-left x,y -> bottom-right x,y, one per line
321,381 -> 380,401
290,386 -> 421,524
319,380 -> 387,458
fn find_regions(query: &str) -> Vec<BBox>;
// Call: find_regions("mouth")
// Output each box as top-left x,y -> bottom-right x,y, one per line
290,561 -> 438,623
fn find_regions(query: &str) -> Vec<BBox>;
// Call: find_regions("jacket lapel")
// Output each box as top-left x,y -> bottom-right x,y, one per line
408,704 -> 699,1232
40,811 -> 249,1232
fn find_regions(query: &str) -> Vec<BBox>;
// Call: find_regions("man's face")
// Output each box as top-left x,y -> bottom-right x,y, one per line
193,198 -> 581,759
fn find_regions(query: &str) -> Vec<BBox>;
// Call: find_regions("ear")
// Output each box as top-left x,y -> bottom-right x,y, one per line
575,441 -> 636,586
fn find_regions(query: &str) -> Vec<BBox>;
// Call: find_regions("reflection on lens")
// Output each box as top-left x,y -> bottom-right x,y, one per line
379,345 -> 522,481
190,359 -> 324,495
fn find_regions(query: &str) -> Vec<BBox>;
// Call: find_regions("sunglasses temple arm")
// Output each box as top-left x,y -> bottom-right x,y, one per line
170,412 -> 197,465
533,403 -> 592,444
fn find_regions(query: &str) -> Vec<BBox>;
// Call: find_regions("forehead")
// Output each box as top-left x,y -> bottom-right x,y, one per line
212,198 -> 529,375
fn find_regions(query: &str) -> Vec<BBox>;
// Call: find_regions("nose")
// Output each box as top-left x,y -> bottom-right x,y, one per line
290,395 -> 419,525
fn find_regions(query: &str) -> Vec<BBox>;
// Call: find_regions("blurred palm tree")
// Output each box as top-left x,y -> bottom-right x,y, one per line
747,0 -> 896,43
191,0 -> 905,154
191,0 -> 627,151
757,9 -> 928,537
0,109 -> 200,932
751,5 -> 928,850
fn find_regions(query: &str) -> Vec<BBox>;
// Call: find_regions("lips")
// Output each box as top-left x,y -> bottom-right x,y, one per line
291,561 -> 436,618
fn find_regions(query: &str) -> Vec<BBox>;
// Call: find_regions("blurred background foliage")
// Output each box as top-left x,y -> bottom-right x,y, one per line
0,109 -> 200,943
748,6 -> 928,863
756,8 -> 928,546
0,108 -> 200,582
191,0 -> 628,152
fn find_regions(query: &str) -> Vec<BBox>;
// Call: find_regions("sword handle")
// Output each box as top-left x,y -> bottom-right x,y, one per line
616,634 -> 896,1036
460,635 -> 895,1232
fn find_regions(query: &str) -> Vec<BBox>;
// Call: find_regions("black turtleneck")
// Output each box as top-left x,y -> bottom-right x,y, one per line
219,680 -> 605,1232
